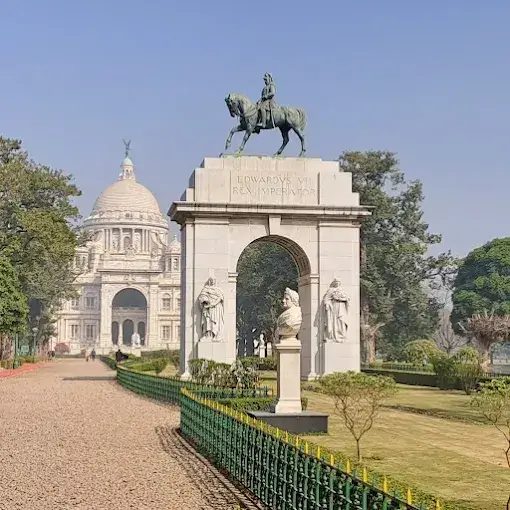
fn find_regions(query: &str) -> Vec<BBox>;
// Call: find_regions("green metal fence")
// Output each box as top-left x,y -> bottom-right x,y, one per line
115,364 -> 272,405
180,389 -> 424,510
101,357 -> 440,509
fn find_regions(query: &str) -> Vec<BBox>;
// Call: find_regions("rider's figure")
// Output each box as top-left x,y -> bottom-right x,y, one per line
257,72 -> 276,129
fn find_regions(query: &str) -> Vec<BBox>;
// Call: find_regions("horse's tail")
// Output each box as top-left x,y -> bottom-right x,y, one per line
295,108 -> 307,132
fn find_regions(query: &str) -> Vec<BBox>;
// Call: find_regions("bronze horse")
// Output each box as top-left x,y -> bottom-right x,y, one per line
223,93 -> 307,157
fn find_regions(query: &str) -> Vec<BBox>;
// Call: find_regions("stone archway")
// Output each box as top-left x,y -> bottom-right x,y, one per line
169,155 -> 371,379
235,236 -> 309,358
112,289 -> 147,347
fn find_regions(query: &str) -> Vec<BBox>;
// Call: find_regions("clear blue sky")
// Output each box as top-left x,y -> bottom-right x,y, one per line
1,1 -> 509,257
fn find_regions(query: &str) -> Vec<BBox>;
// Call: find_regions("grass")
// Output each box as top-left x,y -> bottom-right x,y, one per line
257,373 -> 508,510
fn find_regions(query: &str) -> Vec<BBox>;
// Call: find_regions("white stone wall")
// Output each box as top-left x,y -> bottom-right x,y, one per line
170,156 -> 371,378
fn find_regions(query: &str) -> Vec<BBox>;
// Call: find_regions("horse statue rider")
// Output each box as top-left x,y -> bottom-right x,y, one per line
256,72 -> 276,130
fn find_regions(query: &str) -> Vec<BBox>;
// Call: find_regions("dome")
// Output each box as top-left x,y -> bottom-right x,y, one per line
167,234 -> 181,253
91,179 -> 163,216
84,149 -> 167,228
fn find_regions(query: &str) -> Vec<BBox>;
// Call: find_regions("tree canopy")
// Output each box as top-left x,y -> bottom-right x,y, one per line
236,242 -> 298,354
451,237 -> 510,330
340,151 -> 456,360
0,137 -> 84,352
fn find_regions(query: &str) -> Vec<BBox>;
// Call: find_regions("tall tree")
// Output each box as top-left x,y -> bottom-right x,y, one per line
0,255 -> 29,359
452,237 -> 510,330
0,137 -> 84,352
236,242 -> 298,355
339,151 -> 456,361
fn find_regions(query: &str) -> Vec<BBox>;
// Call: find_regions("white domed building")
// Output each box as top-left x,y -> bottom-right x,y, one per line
54,150 -> 181,354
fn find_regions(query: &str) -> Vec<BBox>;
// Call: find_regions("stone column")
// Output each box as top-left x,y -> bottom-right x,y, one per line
99,286 -> 112,352
179,219 -> 195,379
147,285 -> 158,350
273,338 -> 303,414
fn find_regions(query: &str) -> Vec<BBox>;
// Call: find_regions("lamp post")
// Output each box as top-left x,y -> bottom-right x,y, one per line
31,327 -> 39,357
13,333 -> 19,369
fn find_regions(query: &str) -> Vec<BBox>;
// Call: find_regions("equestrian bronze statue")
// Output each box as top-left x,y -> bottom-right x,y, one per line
223,73 -> 307,157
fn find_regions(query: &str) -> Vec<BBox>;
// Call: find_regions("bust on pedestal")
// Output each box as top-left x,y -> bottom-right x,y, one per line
247,288 -> 328,434
272,288 -> 303,414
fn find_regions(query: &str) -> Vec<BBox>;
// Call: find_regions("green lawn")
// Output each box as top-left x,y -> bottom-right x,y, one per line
257,373 -> 508,510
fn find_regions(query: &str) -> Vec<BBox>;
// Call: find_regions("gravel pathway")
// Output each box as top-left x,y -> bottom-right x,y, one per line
0,360 -> 247,510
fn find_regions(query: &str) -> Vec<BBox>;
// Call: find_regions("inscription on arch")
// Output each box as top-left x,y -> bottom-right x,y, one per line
231,173 -> 317,205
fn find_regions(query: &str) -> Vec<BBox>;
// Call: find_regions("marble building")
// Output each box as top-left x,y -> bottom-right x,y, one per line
53,150 -> 181,354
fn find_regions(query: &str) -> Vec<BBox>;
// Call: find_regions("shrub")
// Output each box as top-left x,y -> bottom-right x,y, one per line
239,356 -> 277,371
361,367 -> 438,387
54,342 -> 70,354
453,347 -> 483,395
152,358 -> 169,375
231,358 -> 259,389
402,339 -> 441,366
430,352 -> 458,390
318,372 -> 397,461
140,349 -> 180,369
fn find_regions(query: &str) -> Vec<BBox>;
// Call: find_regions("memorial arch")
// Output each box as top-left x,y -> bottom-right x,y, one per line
111,288 -> 148,346
169,156 -> 371,379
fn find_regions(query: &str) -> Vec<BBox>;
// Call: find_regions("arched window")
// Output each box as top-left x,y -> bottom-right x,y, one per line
85,294 -> 96,310
162,293 -> 171,310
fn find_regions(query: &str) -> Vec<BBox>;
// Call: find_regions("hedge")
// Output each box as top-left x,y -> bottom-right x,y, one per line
361,367 -> 500,390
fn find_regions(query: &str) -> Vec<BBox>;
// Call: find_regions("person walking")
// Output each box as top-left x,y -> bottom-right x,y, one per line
90,349 -> 96,362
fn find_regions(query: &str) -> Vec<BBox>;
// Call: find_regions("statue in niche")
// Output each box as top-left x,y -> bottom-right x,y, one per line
134,232 -> 141,252
112,233 -> 120,252
198,277 -> 224,342
276,288 -> 302,341
131,332 -> 141,347
322,278 -> 350,342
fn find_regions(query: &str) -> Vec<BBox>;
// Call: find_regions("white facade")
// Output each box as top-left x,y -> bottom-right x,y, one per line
170,156 -> 371,379
54,152 -> 181,355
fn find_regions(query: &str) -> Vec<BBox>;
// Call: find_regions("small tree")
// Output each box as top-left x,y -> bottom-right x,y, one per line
454,346 -> 483,395
471,377 -> 510,509
318,372 -> 397,461
460,311 -> 510,368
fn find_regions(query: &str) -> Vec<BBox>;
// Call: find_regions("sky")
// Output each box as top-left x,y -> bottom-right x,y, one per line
1,1 -> 509,257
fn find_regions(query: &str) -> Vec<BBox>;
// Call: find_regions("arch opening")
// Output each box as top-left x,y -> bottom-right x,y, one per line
111,288 -> 148,347
235,235 -> 310,357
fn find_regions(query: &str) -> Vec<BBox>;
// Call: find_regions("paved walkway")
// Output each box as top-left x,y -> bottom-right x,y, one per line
0,360 -> 249,510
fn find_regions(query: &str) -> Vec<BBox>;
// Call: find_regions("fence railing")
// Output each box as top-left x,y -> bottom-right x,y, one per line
101,356 -> 439,510
115,363 -> 272,405
180,389 -> 423,510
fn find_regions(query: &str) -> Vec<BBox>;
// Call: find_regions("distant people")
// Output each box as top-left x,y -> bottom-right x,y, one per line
115,349 -> 128,363
85,348 -> 90,362
90,349 -> 96,361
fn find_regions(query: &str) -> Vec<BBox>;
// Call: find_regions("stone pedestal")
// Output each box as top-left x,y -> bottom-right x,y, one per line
132,347 -> 142,358
196,341 -> 235,365
321,341 -> 360,374
272,339 -> 302,414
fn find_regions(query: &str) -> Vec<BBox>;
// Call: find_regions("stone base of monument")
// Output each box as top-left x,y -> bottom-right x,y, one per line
132,347 -> 142,358
196,340 -> 236,364
321,341 -> 360,374
247,410 -> 329,435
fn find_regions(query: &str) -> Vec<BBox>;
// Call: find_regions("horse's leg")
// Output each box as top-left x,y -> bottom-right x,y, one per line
292,126 -> 306,157
275,127 -> 290,156
236,127 -> 253,154
222,124 -> 244,155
